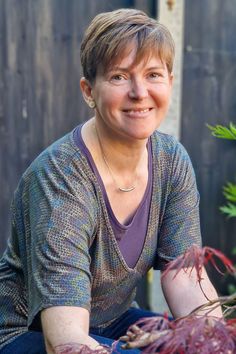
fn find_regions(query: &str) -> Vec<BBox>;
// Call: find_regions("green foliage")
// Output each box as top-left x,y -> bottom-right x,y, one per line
219,182 -> 236,218
223,183 -> 236,202
207,122 -> 236,140
208,123 -> 236,295
220,203 -> 236,218
207,123 -> 236,218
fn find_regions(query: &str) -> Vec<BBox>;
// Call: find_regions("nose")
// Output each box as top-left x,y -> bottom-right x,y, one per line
128,78 -> 148,100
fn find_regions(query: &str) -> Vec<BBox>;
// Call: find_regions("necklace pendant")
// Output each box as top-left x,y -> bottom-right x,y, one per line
118,186 -> 136,192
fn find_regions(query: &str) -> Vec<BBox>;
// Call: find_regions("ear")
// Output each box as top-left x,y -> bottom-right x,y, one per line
80,77 -> 94,104
169,73 -> 174,88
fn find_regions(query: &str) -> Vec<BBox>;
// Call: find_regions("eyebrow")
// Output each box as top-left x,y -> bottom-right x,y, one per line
111,65 -> 166,72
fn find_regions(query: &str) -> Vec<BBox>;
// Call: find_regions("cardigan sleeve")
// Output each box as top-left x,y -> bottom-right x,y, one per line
18,145 -> 98,330
154,140 -> 202,270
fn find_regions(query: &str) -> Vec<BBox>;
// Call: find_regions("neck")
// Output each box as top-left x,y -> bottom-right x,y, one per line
82,118 -> 149,193
93,119 -> 148,173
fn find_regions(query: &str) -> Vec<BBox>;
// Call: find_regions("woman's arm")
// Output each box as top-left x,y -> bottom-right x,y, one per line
41,306 -> 100,353
161,266 -> 223,318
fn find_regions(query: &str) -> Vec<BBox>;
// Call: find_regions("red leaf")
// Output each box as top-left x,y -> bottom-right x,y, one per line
162,244 -> 236,283
137,315 -> 236,353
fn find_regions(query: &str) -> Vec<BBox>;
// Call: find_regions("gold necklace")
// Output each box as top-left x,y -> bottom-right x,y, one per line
95,125 -> 137,193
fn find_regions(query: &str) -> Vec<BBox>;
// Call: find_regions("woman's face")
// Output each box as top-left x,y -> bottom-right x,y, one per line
83,46 -> 173,141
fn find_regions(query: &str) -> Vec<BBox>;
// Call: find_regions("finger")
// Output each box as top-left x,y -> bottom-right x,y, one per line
126,330 -> 137,340
129,324 -> 143,335
121,343 -> 129,349
119,335 -> 130,342
120,333 -> 153,349
121,339 -> 149,349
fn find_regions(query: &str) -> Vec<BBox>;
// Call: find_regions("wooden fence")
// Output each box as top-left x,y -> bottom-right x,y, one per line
182,0 -> 236,292
0,0 -> 156,255
0,0 -> 235,295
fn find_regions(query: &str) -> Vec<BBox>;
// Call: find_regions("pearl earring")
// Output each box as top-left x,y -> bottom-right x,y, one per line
88,100 -> 96,109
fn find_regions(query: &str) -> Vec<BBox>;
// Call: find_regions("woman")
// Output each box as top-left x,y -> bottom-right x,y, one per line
0,8 -> 222,354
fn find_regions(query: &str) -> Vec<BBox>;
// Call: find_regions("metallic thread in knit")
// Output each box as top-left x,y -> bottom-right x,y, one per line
0,128 -> 201,349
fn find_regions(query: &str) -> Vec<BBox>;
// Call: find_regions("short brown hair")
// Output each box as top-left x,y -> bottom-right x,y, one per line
80,8 -> 175,83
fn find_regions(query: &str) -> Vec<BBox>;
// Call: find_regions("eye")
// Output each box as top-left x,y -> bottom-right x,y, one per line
148,72 -> 162,79
110,74 -> 126,81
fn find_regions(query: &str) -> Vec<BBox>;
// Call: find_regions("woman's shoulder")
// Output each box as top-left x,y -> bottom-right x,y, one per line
32,130 -> 79,165
151,130 -> 181,154
25,130 -> 82,173
151,130 -> 192,167
18,128 -> 93,193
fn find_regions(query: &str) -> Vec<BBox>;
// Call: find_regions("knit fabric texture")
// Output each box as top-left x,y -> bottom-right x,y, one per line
0,128 -> 201,349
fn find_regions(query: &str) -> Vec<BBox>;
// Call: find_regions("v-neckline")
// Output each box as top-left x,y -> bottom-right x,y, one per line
72,124 -> 157,272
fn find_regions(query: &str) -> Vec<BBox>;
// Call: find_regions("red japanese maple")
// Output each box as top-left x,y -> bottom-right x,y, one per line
121,245 -> 236,353
127,315 -> 236,353
161,244 -> 235,283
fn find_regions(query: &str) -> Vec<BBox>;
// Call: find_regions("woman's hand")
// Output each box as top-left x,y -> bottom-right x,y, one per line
119,324 -> 167,349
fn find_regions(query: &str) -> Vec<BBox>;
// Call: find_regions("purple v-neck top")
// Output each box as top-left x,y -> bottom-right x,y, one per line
73,125 -> 153,268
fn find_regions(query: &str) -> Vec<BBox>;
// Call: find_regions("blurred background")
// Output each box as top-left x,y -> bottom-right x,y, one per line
0,0 -> 235,312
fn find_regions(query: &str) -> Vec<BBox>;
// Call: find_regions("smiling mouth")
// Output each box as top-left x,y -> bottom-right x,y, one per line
123,108 -> 152,114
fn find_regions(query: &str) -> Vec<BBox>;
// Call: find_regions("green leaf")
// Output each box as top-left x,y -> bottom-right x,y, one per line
223,182 -> 236,202
230,122 -> 236,136
228,284 -> 236,295
232,247 -> 236,256
220,203 -> 236,218
207,123 -> 236,140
